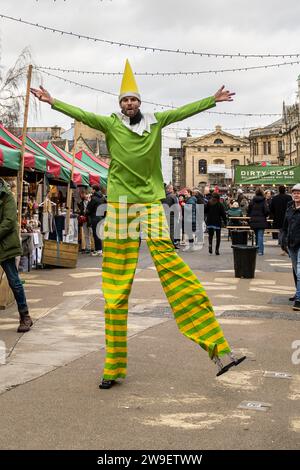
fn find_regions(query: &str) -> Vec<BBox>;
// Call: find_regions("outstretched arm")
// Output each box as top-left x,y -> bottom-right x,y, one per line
30,85 -> 112,133
156,85 -> 235,128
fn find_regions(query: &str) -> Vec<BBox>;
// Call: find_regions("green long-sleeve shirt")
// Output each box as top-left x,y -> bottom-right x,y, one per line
52,96 -> 216,203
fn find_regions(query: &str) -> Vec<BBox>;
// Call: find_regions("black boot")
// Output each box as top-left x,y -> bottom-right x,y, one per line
99,379 -> 116,389
209,245 -> 212,254
17,312 -> 33,333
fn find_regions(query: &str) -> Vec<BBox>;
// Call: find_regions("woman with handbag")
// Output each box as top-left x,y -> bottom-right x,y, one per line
77,191 -> 91,253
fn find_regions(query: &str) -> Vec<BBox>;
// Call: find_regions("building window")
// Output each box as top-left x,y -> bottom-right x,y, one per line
231,159 -> 240,167
268,142 -> 271,155
278,140 -> 282,153
214,138 -> 224,144
237,147 -> 240,151
198,159 -> 207,174
213,159 -> 225,164
204,146 -> 208,152
197,147 -> 202,152
263,142 -> 267,155
230,147 -> 234,152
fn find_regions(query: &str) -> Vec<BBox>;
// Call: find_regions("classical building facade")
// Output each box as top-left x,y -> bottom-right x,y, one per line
249,76 -> 300,166
282,99 -> 300,165
170,125 -> 250,189
249,119 -> 284,165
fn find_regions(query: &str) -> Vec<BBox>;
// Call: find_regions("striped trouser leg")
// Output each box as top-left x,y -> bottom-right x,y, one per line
142,203 -> 231,359
102,203 -> 140,380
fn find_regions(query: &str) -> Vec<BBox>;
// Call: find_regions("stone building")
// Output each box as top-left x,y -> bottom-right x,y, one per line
169,125 -> 250,189
249,76 -> 300,166
249,119 -> 284,165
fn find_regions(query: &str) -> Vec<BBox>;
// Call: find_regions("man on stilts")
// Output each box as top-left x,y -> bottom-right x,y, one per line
31,60 -> 246,389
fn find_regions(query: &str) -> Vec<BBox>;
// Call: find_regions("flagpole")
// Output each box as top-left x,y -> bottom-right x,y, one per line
17,64 -> 33,231
66,119 -> 78,235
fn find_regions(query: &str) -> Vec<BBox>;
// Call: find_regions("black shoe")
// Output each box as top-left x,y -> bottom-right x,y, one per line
289,295 -> 296,302
293,301 -> 300,311
215,354 -> 246,377
215,250 -> 220,255
209,246 -> 212,254
99,379 -> 116,389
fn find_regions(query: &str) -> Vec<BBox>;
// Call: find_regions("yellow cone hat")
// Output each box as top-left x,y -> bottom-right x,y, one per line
119,59 -> 141,103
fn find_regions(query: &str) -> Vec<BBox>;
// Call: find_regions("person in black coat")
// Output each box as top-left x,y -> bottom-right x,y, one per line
162,184 -> 180,248
269,185 -> 292,242
247,187 -> 269,255
205,192 -> 227,255
86,185 -> 106,256
281,184 -> 300,310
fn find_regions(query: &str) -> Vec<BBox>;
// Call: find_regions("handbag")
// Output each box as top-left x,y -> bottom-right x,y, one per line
78,215 -> 87,225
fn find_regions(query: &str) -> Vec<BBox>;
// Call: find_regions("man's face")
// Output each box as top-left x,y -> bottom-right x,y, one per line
120,96 -> 141,117
292,190 -> 300,204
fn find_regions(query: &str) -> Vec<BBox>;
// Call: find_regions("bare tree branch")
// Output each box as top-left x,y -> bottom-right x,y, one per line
0,47 -> 40,132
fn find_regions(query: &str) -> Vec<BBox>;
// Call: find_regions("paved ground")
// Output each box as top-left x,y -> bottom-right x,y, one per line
0,234 -> 300,449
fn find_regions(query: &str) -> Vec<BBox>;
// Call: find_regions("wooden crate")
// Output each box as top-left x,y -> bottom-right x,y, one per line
42,240 -> 79,268
0,267 -> 15,310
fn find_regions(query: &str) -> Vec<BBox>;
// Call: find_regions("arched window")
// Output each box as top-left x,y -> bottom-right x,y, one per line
213,159 -> 224,164
214,138 -> 224,144
231,159 -> 240,167
198,159 -> 207,174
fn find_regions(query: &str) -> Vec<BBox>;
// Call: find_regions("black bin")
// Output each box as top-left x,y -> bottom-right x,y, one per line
231,230 -> 248,245
232,244 -> 258,278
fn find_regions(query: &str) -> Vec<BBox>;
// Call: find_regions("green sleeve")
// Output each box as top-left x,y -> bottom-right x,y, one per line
0,194 -> 17,241
52,99 -> 113,134
155,96 -> 216,128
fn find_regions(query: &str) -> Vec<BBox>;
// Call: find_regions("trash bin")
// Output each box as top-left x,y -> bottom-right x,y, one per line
231,244 -> 258,278
231,230 -> 248,245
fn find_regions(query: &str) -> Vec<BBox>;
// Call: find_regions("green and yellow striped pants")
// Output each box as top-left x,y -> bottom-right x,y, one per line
102,202 -> 231,380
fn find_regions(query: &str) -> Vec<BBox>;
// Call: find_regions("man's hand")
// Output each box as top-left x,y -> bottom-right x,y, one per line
214,85 -> 235,102
30,86 -> 54,105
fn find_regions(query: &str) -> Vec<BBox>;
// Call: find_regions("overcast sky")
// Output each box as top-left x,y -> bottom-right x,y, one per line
1,0 -> 300,179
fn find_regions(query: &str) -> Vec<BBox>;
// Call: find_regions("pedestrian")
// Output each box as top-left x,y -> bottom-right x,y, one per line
281,183 -> 300,311
237,188 -> 249,216
193,189 -> 205,246
178,193 -> 186,244
227,201 -> 243,226
0,178 -> 32,332
31,60 -> 245,388
161,184 -> 180,249
182,188 -> 197,251
205,192 -> 227,255
247,187 -> 269,256
86,184 -> 106,257
77,190 -> 92,253
270,185 -> 292,245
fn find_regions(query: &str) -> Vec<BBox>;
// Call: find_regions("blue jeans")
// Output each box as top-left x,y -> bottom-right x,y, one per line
288,247 -> 300,301
254,229 -> 264,255
1,258 -> 28,314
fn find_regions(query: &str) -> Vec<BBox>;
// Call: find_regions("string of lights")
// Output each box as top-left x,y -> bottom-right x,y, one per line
1,13 -> 299,59
36,59 -> 300,76
166,126 -> 256,131
37,68 -> 282,117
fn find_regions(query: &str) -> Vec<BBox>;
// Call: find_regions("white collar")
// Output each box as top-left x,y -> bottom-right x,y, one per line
116,112 -> 157,136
